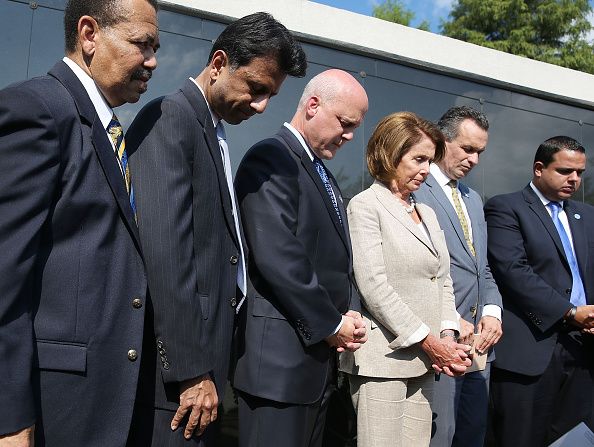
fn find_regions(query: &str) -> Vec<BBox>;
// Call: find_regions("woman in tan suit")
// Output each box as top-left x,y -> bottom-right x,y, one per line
340,112 -> 471,447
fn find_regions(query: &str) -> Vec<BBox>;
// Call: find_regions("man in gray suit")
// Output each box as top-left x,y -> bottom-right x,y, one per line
415,106 -> 502,447
126,13 -> 306,446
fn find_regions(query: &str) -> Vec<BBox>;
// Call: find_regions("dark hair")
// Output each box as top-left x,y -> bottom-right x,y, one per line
208,12 -> 307,77
367,112 -> 446,184
534,136 -> 586,167
64,0 -> 158,53
438,106 -> 489,142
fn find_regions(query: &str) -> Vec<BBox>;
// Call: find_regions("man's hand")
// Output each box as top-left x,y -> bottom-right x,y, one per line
420,334 -> 471,377
171,375 -> 218,440
0,425 -> 34,447
572,305 -> 594,329
326,311 -> 367,353
476,316 -> 502,354
458,317 -> 475,345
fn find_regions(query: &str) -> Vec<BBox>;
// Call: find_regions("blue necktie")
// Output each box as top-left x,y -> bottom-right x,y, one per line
313,157 -> 343,227
548,201 -> 586,306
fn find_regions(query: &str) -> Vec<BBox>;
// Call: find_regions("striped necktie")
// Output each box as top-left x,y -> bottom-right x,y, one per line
448,180 -> 475,256
107,114 -> 136,216
313,157 -> 343,227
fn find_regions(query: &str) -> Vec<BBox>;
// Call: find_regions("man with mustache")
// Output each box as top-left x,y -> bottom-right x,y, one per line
485,136 -> 594,446
0,0 -> 159,445
125,12 -> 306,446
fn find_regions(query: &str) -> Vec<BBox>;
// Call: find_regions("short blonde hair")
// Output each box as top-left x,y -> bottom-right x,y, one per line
367,111 -> 445,184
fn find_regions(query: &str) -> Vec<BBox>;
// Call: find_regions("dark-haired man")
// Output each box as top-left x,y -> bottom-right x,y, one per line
126,12 -> 306,446
415,106 -> 502,447
485,136 -> 594,445
0,0 -> 159,445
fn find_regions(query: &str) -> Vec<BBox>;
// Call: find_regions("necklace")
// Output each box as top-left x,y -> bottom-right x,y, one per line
403,195 -> 416,214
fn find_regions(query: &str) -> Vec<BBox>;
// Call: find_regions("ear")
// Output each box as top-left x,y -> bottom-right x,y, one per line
78,15 -> 100,57
209,50 -> 228,81
305,96 -> 320,118
534,161 -> 544,178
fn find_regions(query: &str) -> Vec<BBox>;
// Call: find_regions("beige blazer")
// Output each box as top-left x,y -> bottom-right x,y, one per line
340,181 -> 458,379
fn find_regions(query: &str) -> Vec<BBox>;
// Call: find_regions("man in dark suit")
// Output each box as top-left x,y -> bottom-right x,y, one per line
125,13 -> 306,446
0,0 -> 159,445
485,136 -> 594,446
233,69 -> 369,447
415,106 -> 502,447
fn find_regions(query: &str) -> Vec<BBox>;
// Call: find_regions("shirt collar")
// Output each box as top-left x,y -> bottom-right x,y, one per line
283,122 -> 315,161
189,77 -> 219,130
430,163 -> 454,188
530,181 -> 564,208
62,57 -> 113,129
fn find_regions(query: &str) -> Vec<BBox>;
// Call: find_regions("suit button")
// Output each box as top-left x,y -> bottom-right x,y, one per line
470,305 -> 477,315
566,289 -> 572,294
132,298 -> 143,309
230,297 -> 237,307
430,277 -> 436,282
157,340 -> 164,349
163,362 -> 170,370
230,255 -> 239,265
127,349 -> 138,361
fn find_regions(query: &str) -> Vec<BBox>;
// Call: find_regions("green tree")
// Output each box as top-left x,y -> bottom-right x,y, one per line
441,0 -> 594,74
373,0 -> 431,31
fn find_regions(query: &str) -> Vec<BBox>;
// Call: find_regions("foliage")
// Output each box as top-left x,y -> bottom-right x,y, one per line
373,0 -> 430,31
441,0 -> 594,74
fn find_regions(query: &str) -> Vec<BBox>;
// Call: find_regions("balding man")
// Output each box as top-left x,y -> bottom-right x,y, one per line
233,69 -> 369,447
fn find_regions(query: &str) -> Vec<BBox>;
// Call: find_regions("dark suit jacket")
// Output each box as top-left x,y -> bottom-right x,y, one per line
416,175 -> 502,335
127,79 -> 240,411
484,185 -> 594,376
232,125 -> 360,405
0,61 -> 146,446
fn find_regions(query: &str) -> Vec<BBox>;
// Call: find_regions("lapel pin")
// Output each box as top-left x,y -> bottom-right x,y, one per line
574,213 -> 581,220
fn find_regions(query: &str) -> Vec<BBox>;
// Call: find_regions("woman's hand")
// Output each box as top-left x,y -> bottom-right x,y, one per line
420,333 -> 471,377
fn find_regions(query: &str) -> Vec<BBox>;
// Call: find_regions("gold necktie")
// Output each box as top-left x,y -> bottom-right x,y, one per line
448,180 -> 475,256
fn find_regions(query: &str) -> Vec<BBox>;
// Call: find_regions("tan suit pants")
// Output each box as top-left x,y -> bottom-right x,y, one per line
350,372 -> 434,447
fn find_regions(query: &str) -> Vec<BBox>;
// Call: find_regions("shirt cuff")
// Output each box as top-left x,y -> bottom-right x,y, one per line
332,316 -> 344,335
398,323 -> 431,349
441,320 -> 460,332
481,304 -> 502,321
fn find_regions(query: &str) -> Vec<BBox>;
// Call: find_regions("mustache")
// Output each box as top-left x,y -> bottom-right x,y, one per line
131,68 -> 152,81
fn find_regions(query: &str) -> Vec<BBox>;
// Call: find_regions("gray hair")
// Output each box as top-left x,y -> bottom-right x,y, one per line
437,106 -> 489,141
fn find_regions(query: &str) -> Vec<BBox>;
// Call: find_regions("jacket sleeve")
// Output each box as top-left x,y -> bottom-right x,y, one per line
235,142 -> 342,346
0,84 -> 62,434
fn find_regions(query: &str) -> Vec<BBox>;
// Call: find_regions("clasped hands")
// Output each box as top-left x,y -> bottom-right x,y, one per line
325,310 -> 368,352
421,333 -> 471,377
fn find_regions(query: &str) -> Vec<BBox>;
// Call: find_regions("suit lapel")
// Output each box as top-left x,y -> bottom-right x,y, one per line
180,80 -> 239,248
523,186 -> 568,266
424,174 -> 474,260
48,61 -> 141,246
278,127 -> 350,253
371,182 -> 437,256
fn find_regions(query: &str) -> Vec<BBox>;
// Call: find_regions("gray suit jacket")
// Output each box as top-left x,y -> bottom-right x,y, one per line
339,181 -> 458,379
415,174 -> 502,326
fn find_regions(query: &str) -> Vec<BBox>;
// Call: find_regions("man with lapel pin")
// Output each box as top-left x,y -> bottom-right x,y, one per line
485,136 -> 594,446
232,69 -> 369,447
415,106 -> 502,447
0,0 -> 159,445
126,12 -> 306,446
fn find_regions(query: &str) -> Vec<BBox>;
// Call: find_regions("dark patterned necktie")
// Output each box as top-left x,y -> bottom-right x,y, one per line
107,114 -> 136,216
313,157 -> 343,227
